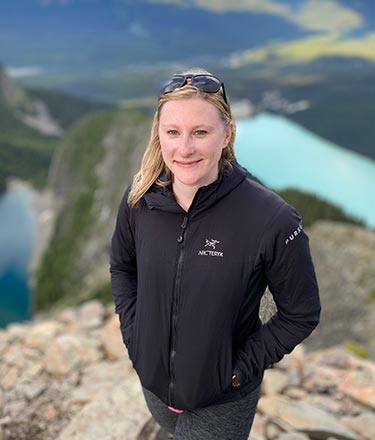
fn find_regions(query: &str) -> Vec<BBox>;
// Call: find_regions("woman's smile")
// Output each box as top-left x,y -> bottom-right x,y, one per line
174,159 -> 203,167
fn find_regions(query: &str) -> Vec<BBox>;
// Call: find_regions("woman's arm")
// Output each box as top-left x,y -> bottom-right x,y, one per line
233,203 -> 321,384
109,188 -> 138,348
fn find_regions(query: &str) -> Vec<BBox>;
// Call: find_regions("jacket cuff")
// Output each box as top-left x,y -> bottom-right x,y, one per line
232,366 -> 243,387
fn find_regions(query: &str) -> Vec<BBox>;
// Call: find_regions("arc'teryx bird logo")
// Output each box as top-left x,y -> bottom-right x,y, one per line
198,238 -> 223,257
205,239 -> 220,249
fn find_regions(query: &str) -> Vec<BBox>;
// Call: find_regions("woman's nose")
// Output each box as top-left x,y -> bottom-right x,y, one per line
179,135 -> 194,157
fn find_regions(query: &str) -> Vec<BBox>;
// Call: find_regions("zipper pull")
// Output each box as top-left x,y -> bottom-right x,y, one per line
181,215 -> 188,229
177,215 -> 189,243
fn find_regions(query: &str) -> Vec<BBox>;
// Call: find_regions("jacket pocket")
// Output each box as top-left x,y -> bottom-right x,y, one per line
217,338 -> 234,393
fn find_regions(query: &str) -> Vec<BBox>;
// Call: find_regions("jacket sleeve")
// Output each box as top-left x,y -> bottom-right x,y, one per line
109,187 -> 137,349
233,202 -> 321,384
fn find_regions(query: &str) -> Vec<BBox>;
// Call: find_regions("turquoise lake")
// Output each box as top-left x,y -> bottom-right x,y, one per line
0,187 -> 35,328
235,113 -> 375,228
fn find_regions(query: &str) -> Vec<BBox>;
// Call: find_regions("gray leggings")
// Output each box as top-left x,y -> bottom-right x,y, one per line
142,384 -> 261,440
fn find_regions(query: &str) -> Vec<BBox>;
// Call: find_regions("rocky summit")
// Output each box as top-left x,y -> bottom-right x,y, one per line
0,300 -> 374,440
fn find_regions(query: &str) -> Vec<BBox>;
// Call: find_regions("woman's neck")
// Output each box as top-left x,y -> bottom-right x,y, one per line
172,182 -> 198,212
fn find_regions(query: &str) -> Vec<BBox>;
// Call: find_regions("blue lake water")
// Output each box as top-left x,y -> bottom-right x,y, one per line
0,186 -> 35,328
235,113 -> 375,228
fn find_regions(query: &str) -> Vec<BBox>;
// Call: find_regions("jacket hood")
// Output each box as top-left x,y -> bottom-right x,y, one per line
144,160 -> 248,217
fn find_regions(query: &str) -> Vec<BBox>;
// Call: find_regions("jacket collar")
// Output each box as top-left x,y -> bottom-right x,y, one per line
144,160 -> 247,216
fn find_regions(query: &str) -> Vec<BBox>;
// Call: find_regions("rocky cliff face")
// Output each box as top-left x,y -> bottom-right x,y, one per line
0,300 -> 374,440
33,109 -> 150,309
0,65 -> 63,137
306,220 -> 375,358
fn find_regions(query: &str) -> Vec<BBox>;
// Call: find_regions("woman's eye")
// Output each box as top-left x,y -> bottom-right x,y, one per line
167,130 -> 178,135
195,130 -> 208,136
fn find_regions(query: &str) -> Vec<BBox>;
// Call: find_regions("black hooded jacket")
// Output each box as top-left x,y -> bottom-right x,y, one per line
109,161 -> 321,411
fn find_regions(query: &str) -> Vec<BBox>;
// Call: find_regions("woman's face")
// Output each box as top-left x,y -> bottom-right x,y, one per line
158,97 -> 232,192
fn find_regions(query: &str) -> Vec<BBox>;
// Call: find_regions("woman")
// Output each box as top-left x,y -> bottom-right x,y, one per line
110,68 -> 321,439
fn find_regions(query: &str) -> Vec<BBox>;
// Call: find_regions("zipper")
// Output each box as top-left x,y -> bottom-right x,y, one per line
168,214 -> 189,407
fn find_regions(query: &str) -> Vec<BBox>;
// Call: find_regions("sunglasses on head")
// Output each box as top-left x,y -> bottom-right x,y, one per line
160,74 -> 228,104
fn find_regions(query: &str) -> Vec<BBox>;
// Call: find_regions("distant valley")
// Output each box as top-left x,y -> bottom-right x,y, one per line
2,0 -> 374,161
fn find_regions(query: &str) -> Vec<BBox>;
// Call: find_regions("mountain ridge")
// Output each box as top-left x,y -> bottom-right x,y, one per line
1,0 -> 310,69
0,65 -> 63,136
2,0 -> 374,72
0,67 -> 111,194
34,107 -> 150,310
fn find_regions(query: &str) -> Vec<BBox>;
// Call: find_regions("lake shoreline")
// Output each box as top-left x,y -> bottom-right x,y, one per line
0,179 -> 57,328
235,113 -> 375,229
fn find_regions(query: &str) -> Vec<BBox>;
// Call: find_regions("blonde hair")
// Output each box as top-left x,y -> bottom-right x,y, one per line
128,68 -> 237,207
